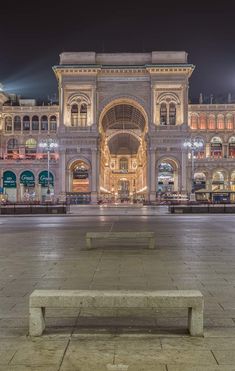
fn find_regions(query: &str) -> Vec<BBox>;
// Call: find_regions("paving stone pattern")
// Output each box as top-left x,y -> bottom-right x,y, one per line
0,213 -> 235,370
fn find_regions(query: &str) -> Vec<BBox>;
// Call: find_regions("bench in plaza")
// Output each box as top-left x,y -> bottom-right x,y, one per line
85,231 -> 155,249
29,289 -> 204,337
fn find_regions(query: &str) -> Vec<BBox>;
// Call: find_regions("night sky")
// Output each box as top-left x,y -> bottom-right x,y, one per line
1,0 -> 235,103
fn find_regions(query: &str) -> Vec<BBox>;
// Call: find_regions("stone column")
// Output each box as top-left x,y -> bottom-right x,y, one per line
91,149 -> 98,203
59,149 -> 66,194
150,150 -> 156,201
20,183 -> 24,202
181,150 -> 187,193
146,148 -> 151,201
206,173 -> 212,192
226,174 -> 230,190
174,172 -> 179,192
223,144 -> 228,158
205,143 -> 210,158
36,183 -> 41,202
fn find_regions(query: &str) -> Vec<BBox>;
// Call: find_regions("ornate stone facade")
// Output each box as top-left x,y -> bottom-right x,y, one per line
0,51 -> 234,203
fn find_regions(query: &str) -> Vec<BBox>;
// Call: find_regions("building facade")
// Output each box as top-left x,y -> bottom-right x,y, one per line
0,51 -> 235,203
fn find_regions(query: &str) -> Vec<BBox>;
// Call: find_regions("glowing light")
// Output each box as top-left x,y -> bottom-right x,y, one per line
136,186 -> 147,193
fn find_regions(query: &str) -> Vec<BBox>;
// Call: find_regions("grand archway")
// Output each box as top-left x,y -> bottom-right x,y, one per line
67,159 -> 91,204
157,158 -> 179,196
99,101 -> 148,203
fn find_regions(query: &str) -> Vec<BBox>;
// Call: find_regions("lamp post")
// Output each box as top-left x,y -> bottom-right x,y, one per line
184,138 -> 203,200
39,137 -> 58,199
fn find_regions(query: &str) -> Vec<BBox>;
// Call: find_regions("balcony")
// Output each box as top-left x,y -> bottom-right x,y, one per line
194,157 -> 235,165
112,170 -> 136,175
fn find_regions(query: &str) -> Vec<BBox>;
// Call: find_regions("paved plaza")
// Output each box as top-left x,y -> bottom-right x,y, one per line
1,211 -> 235,370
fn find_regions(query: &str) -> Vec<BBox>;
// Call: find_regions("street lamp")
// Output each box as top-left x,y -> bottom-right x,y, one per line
39,137 -> 58,198
184,138 -> 203,200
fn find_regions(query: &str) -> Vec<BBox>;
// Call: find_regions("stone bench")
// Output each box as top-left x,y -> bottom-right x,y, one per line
85,231 -> 155,249
29,289 -> 203,337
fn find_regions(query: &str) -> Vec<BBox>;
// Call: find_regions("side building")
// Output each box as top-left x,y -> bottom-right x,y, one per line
0,51 -> 235,203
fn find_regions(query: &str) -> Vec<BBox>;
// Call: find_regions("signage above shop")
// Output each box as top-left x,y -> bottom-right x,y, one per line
73,168 -> 88,179
20,171 -> 35,187
3,171 -> 16,188
38,171 -> 54,187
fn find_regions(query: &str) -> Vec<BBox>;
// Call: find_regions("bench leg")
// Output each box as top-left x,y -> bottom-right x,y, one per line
188,307 -> 203,336
86,237 -> 92,249
148,238 -> 155,249
29,307 -> 45,336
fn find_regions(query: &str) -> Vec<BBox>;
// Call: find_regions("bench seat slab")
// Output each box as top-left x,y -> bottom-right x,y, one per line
29,289 -> 203,337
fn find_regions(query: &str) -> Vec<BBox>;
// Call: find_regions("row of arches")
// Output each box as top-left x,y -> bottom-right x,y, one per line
5,138 -> 58,160
189,136 -> 235,159
4,115 -> 57,133
190,113 -> 234,130
194,170 -> 235,191
2,169 -> 55,202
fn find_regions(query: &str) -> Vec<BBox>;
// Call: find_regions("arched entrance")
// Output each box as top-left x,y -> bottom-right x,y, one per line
99,100 -> 148,203
212,170 -> 227,191
194,172 -> 206,191
67,160 -> 91,204
158,162 -> 174,193
20,170 -> 36,202
157,158 -> 179,198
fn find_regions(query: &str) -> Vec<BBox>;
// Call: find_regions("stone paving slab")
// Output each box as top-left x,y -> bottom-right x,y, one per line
9,339 -> 68,367
167,366 -> 235,371
1,214 -> 235,368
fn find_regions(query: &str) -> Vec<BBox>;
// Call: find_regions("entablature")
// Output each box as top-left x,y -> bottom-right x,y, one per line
2,106 -> 59,114
189,104 -> 235,112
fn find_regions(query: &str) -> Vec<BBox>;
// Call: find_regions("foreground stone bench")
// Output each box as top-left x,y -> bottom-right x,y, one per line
85,231 -> 155,249
29,289 -> 203,336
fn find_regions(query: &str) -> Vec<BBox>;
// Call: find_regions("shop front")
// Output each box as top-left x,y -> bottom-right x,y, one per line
20,170 -> 35,202
38,171 -> 54,202
67,161 -> 91,204
3,170 -> 17,202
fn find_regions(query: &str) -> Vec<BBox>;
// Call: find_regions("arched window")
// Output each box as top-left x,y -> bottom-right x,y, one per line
194,137 -> 205,159
23,115 -> 30,131
190,114 -> 198,130
194,172 -> 206,191
217,114 -> 224,130
208,115 -> 216,130
71,104 -> 78,126
49,116 -> 57,131
212,171 -> 225,191
41,116 -> 48,131
226,114 -> 233,130
199,114 -> 207,130
5,116 -> 12,132
7,138 -> 19,158
160,103 -> 167,125
169,103 -> 176,125
80,104 -> 87,126
25,138 -> 37,156
229,136 -> 235,157
14,116 -> 21,131
119,158 -> 128,171
32,115 -> 39,131
211,137 -> 222,158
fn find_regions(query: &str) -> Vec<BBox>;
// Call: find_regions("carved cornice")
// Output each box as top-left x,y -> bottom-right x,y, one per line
146,65 -> 195,77
53,64 -> 195,78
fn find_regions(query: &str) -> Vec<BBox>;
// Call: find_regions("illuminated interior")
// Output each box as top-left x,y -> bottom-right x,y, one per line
99,102 -> 148,202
